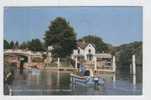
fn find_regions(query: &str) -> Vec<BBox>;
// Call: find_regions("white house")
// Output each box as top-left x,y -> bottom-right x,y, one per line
71,42 -> 96,61
71,42 -> 113,68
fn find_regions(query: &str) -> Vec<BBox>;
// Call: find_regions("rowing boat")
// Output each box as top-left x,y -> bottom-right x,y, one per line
70,73 -> 104,86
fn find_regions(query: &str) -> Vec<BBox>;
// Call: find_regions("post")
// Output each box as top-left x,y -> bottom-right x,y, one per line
75,57 -> 78,69
28,55 -> 32,64
9,88 -> 12,96
112,56 -> 116,88
57,69 -> 60,87
113,73 -> 116,88
90,69 -> 94,77
132,55 -> 136,75
130,64 -> 133,74
94,57 -> 97,71
132,55 -> 136,89
57,57 -> 60,69
112,56 -> 116,73
57,57 -> 60,87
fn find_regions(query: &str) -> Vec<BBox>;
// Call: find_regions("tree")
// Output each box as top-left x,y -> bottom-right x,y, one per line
20,42 -> 28,49
9,41 -> 15,49
28,39 -> 44,51
44,17 -> 77,58
15,41 -> 19,49
79,35 -> 109,53
4,40 -> 10,49
115,41 -> 142,68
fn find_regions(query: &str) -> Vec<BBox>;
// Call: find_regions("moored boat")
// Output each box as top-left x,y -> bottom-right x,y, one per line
70,73 -> 104,86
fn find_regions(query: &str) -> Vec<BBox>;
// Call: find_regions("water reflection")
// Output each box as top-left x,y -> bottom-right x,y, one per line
10,66 -> 142,95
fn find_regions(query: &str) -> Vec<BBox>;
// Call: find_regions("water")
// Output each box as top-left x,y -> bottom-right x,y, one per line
8,66 -> 142,95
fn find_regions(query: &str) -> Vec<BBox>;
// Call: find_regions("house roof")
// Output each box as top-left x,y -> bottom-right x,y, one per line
77,42 -> 87,49
77,41 -> 95,49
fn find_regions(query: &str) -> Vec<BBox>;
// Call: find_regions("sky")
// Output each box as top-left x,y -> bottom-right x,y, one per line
4,6 -> 142,46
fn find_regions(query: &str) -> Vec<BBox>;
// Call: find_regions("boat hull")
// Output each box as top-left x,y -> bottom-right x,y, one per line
70,74 -> 104,86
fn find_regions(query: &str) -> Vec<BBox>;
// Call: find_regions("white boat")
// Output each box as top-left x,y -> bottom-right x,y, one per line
70,73 -> 104,86
31,68 -> 40,76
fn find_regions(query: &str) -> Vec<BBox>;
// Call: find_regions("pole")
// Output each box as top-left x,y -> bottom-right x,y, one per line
132,55 -> 136,75
57,57 -> 60,87
9,88 -> 12,96
112,56 -> 116,88
112,56 -> 116,73
75,57 -> 78,69
113,73 -> 116,88
57,69 -> 60,87
130,64 -> 133,74
132,55 -> 136,89
94,57 -> 97,71
57,57 -> 60,69
90,69 -> 94,77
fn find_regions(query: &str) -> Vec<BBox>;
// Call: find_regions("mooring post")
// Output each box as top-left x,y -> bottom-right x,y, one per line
57,69 -> 60,87
112,56 -> 116,73
130,64 -> 132,74
113,73 -> 116,88
94,56 -> 97,71
9,88 -> 12,96
57,57 -> 60,69
57,57 -> 60,87
90,69 -> 94,77
132,55 -> 136,89
75,57 -> 78,69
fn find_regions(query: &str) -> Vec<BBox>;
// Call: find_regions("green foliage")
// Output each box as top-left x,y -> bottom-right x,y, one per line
20,42 -> 28,49
4,40 -> 20,49
4,40 -> 10,49
115,41 -> 142,67
79,35 -> 109,53
44,17 -> 76,58
19,39 -> 44,51
9,41 -> 15,49
14,41 -> 19,49
28,39 -> 44,51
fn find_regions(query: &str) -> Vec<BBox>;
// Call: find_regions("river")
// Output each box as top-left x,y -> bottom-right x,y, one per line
7,66 -> 142,95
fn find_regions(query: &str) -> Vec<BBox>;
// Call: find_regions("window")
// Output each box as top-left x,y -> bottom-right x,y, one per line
88,49 -> 91,53
78,49 -> 80,54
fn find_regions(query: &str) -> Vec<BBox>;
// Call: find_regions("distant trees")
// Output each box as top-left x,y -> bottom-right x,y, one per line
19,39 -> 44,51
115,41 -> 142,68
4,39 -> 44,52
79,35 -> 109,53
9,41 -> 15,49
20,42 -> 28,49
4,40 -> 10,49
27,39 -> 44,51
4,40 -> 19,49
44,17 -> 76,58
15,41 -> 19,49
